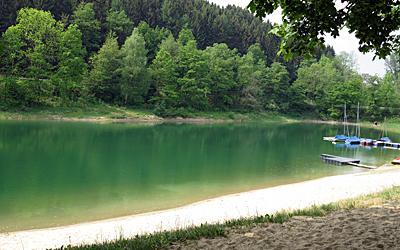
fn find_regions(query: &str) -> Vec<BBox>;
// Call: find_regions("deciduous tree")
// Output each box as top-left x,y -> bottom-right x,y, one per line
120,28 -> 151,105
89,33 -> 121,103
385,53 -> 400,84
2,8 -> 64,79
159,34 -> 181,63
237,53 -> 263,110
248,0 -> 400,59
263,62 -> 290,111
292,56 -> 336,107
1,8 -> 87,106
53,24 -> 87,105
205,43 -> 238,109
176,30 -> 210,110
149,48 -> 178,106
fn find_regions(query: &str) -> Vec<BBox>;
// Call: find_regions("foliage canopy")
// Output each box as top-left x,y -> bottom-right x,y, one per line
247,0 -> 400,60
1,3 -> 400,120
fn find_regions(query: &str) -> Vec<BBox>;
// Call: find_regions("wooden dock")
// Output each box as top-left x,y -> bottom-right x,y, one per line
320,154 -> 376,169
324,137 -> 400,149
382,142 -> 400,148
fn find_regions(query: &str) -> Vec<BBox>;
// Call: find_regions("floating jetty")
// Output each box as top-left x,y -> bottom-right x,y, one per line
378,141 -> 400,148
326,138 -> 400,149
320,154 -> 376,169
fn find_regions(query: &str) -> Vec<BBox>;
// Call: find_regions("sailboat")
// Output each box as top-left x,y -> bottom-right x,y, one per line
377,116 -> 392,142
345,135 -> 361,144
361,138 -> 375,146
324,102 -> 349,142
345,102 -> 361,145
334,102 -> 350,142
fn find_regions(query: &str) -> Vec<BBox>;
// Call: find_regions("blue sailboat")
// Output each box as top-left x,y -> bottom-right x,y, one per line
361,138 -> 375,146
345,136 -> 361,144
376,117 -> 391,143
333,134 -> 349,142
332,102 -> 349,142
345,102 -> 361,145
380,136 -> 392,142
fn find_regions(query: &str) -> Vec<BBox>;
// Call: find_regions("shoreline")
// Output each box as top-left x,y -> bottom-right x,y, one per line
2,109 -> 396,134
0,113 -> 383,128
1,165 -> 400,250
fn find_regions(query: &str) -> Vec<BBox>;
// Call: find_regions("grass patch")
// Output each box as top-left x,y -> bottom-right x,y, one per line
51,185 -> 400,250
0,105 -> 155,121
381,122 -> 400,132
1,104 -> 400,126
0,106 -> 302,123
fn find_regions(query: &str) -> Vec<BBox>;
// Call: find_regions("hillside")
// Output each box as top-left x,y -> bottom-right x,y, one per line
1,0 -> 398,121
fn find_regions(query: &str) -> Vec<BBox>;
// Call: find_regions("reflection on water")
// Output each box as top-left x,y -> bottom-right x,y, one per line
0,121 -> 399,232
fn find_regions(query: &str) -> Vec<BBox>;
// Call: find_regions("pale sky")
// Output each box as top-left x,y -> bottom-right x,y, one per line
209,0 -> 387,77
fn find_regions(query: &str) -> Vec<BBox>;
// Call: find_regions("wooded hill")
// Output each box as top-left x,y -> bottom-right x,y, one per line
1,0 -> 399,120
0,0 -> 334,80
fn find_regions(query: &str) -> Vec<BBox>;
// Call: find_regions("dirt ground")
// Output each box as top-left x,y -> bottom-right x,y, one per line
167,201 -> 400,250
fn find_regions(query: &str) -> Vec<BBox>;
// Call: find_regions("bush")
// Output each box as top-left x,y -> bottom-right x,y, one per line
153,101 -> 193,118
153,101 -> 169,117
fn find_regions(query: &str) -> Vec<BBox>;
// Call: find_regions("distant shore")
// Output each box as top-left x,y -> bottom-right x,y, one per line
1,164 -> 400,250
0,107 -> 383,128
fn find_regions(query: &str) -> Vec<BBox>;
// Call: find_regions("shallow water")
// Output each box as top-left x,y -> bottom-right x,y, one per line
0,120 -> 398,232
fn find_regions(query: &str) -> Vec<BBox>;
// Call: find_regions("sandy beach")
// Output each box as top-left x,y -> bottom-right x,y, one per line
1,165 -> 400,250
167,200 -> 400,250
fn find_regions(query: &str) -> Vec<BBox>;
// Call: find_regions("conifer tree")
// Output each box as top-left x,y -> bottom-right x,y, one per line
137,21 -> 170,65
71,1 -> 101,59
106,0 -> 134,47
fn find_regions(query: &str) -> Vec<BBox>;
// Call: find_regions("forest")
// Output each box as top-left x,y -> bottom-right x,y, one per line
0,0 -> 399,120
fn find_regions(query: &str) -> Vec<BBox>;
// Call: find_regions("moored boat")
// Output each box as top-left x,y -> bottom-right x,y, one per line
324,103 -> 350,142
379,136 -> 392,142
377,117 -> 391,143
361,139 -> 375,146
333,134 -> 349,142
391,158 -> 400,164
345,136 -> 361,144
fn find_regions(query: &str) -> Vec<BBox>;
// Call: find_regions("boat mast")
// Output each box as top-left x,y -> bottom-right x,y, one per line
344,102 -> 346,135
382,116 -> 386,138
344,102 -> 349,137
357,102 -> 360,138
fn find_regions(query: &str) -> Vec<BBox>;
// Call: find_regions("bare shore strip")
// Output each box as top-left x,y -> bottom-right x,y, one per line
1,165 -> 400,250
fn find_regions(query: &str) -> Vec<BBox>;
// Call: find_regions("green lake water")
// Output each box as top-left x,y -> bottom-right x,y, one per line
1,120 -> 399,232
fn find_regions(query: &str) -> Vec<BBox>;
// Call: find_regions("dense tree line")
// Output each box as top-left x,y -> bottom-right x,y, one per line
0,1 -> 399,120
294,52 -> 400,120
0,0 -> 335,81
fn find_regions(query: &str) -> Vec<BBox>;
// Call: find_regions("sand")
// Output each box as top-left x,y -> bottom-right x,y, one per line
1,165 -> 400,250
167,200 -> 400,249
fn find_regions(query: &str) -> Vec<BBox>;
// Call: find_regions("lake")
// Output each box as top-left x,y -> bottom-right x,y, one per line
1,120 -> 399,232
